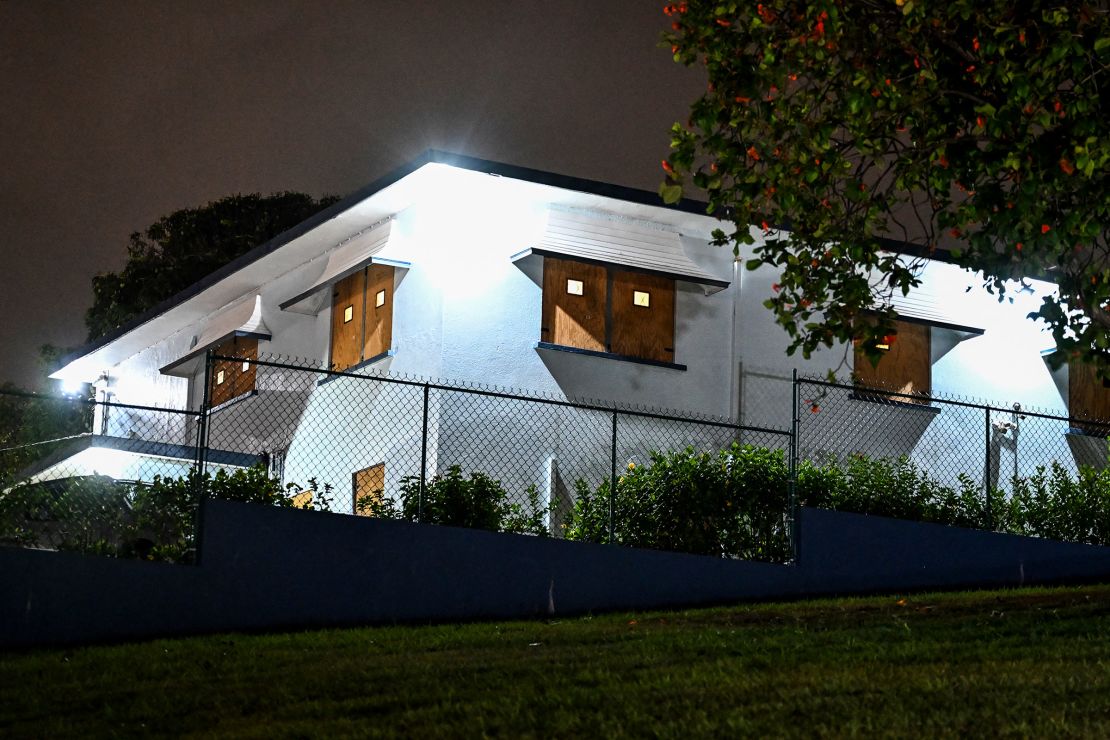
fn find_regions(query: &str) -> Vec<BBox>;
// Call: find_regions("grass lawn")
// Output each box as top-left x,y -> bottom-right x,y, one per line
5,584 -> 1110,737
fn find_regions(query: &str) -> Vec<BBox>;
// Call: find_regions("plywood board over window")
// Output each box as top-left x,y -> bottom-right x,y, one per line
610,270 -> 675,363
353,463 -> 385,516
541,256 -> 606,352
1069,362 -> 1110,435
330,270 -> 366,372
363,264 -> 394,361
209,336 -> 258,407
330,265 -> 396,372
853,320 -> 931,402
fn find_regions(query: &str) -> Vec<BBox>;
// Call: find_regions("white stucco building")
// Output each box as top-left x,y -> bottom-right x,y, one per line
43,152 -> 1103,514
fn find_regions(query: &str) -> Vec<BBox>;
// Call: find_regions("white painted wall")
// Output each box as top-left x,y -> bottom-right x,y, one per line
77,175 -> 1093,510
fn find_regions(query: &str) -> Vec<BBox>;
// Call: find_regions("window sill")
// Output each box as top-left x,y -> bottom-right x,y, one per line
208,389 -> 258,414
848,391 -> 941,414
318,349 -> 395,387
535,341 -> 686,371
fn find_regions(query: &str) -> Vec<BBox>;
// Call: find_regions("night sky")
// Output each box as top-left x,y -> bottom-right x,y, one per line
0,1 -> 703,388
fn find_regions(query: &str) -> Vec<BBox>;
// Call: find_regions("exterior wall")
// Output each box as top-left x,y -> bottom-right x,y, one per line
76,178 -> 1087,505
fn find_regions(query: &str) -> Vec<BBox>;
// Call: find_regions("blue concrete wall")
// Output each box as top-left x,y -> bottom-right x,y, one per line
4,499 -> 1110,648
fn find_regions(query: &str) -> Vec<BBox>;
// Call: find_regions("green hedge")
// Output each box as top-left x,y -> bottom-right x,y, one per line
9,448 -> 1110,564
359,465 -> 550,536
566,444 -> 1110,560
565,444 -> 791,562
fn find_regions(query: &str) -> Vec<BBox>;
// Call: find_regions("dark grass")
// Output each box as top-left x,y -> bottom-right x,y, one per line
5,584 -> 1110,737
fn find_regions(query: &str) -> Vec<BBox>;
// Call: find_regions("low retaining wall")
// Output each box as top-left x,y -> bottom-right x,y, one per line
4,500 -> 1110,648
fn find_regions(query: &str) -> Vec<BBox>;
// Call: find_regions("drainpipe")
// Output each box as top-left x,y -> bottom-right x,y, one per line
729,255 -> 741,422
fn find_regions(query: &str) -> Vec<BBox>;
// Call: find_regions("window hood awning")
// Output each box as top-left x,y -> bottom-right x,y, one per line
877,289 -> 984,335
159,295 -> 271,377
279,219 -> 409,315
512,211 -> 729,293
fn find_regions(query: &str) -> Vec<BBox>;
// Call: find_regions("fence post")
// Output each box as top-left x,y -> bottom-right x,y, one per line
789,368 -> 799,563
419,383 -> 430,523
192,349 -> 214,565
983,406 -> 993,530
609,409 -> 618,545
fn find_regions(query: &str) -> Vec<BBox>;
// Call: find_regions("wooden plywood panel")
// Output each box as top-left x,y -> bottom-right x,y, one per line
363,265 -> 394,360
854,321 -> 931,401
1069,362 -> 1110,435
353,462 -> 386,516
541,257 -> 606,352
209,336 -> 258,407
330,270 -> 365,372
610,270 -> 675,363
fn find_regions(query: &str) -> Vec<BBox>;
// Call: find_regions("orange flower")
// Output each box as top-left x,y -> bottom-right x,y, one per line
716,17 -> 731,27
747,145 -> 761,161
1042,224 -> 1051,234
661,159 -> 674,174
1060,158 -> 1075,175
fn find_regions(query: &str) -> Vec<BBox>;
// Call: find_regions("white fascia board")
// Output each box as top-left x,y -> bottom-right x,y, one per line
52,162 -> 727,383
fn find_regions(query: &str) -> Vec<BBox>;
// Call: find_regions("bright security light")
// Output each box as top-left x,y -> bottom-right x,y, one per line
566,279 -> 584,296
59,378 -> 85,396
343,305 -> 354,323
633,291 -> 651,307
375,289 -> 386,308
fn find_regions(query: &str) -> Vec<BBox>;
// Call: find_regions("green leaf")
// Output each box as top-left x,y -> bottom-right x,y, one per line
659,183 -> 684,204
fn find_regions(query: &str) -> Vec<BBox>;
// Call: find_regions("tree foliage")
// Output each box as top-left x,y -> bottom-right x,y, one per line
661,1 -> 1110,369
86,192 -> 339,342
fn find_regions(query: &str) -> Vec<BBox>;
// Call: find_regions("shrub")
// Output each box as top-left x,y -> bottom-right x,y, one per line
564,443 -> 791,561
0,465 -> 301,562
796,455 -> 990,529
360,465 -> 550,536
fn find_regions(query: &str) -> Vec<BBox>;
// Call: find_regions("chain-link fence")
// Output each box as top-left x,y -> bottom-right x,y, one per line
795,375 -> 1110,543
12,356 -> 1110,566
0,388 -> 204,561
201,354 -> 796,561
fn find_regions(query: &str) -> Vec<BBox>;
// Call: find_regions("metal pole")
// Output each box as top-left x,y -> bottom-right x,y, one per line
984,406 -> 993,530
419,383 -> 430,523
789,368 -> 799,563
192,349 -> 214,565
609,409 -> 617,545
